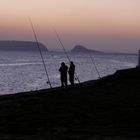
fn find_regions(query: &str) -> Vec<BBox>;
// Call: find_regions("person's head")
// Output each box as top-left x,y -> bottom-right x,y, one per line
70,61 -> 74,65
61,62 -> 65,66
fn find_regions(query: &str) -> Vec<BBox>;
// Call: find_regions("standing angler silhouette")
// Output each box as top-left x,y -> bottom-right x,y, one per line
59,62 -> 68,87
68,61 -> 75,86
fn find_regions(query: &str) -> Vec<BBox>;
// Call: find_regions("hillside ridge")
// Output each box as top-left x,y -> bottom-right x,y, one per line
0,40 -> 48,51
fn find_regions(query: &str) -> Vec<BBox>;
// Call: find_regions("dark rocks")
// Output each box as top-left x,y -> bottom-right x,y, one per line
0,67 -> 140,138
71,45 -> 102,53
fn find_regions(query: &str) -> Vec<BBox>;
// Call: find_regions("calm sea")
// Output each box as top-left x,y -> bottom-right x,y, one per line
0,51 -> 138,95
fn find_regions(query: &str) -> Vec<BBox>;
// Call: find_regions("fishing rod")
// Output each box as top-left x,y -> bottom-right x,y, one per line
28,18 -> 52,88
53,28 -> 81,84
87,51 -> 101,79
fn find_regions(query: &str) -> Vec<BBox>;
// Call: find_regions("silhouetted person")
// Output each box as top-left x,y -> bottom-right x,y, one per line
59,62 -> 68,87
68,61 -> 75,86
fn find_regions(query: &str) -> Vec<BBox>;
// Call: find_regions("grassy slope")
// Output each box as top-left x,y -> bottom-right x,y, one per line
0,67 -> 140,139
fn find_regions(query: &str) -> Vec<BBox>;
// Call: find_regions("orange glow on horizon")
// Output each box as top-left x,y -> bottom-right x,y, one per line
0,0 -> 140,52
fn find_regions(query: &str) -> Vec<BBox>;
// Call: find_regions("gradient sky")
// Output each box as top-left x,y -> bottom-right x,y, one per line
0,0 -> 140,53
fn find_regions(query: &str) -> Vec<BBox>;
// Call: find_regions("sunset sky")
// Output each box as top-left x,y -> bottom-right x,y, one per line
0,0 -> 140,53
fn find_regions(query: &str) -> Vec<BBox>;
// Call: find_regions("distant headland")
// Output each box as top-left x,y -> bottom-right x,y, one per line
71,45 -> 103,54
0,41 -> 48,51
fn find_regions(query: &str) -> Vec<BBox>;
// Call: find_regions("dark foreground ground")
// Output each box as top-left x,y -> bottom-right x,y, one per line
0,67 -> 140,140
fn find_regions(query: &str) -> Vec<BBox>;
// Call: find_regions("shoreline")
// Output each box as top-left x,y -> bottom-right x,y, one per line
0,67 -> 140,139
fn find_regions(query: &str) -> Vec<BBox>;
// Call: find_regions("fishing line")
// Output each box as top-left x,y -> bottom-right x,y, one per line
28,18 -> 52,88
87,51 -> 101,79
53,28 -> 81,84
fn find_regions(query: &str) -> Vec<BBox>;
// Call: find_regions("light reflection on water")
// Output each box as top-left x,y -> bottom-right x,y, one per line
0,51 -> 138,95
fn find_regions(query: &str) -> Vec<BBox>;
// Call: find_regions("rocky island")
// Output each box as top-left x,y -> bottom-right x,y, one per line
71,45 -> 103,54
